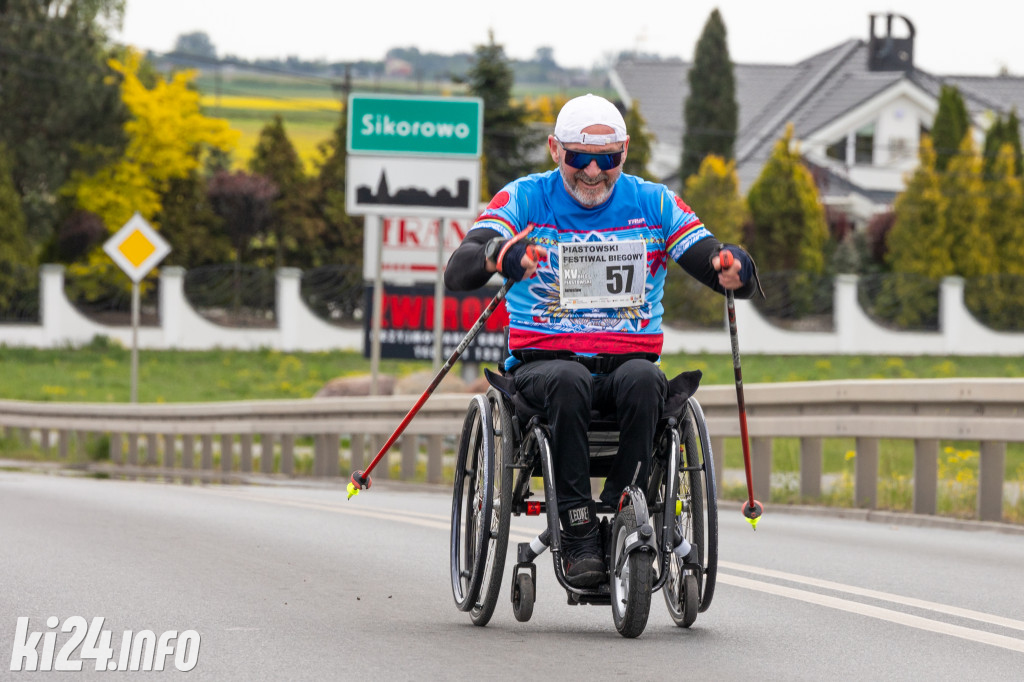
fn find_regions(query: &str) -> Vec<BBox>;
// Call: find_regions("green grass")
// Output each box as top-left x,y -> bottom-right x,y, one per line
4,343 -> 1024,403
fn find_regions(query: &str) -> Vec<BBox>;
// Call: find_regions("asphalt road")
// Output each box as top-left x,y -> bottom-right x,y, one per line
2,470 -> 1023,681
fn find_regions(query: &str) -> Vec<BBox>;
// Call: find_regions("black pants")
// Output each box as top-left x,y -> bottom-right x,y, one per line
512,358 -> 668,513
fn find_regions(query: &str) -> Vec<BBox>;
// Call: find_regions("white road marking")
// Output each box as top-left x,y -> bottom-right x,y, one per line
721,560 -> 1024,633
720,573 -> 1024,654
203,488 -> 1024,652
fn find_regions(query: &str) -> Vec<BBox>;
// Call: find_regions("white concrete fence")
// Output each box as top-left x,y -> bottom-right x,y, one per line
1,266 -> 1023,355
1,379 -> 1021,524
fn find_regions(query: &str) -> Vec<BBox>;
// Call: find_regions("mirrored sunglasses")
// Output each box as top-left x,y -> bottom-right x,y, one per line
558,142 -> 624,171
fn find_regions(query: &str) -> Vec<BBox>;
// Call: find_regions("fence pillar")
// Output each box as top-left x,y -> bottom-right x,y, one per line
978,441 -> 1006,522
276,268 -> 302,353
159,267 -> 186,349
913,438 -> 939,515
855,437 -> 879,509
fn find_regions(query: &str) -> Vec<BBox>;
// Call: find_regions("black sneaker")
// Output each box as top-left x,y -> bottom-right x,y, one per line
563,538 -> 606,586
560,502 -> 607,587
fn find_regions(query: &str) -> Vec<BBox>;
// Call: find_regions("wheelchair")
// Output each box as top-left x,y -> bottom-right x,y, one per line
449,365 -> 719,638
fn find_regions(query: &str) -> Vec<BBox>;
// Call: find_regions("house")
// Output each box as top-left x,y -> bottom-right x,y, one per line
610,13 -> 1024,230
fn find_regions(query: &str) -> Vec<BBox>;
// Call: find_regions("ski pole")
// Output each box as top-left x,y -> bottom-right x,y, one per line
347,279 -> 512,499
718,248 -> 764,530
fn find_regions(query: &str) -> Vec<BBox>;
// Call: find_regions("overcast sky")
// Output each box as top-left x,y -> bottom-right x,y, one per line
113,1 -> 1023,77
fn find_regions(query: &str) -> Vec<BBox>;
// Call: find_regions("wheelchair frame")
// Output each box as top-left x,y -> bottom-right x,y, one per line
449,378 -> 719,638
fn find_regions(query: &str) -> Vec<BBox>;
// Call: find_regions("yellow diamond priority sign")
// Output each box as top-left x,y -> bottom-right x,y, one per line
103,212 -> 171,283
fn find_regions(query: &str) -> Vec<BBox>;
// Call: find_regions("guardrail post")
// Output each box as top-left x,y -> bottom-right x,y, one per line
40,428 -> 51,454
427,435 -> 443,484
201,435 -> 213,471
260,434 -> 274,474
978,441 -> 1006,522
800,437 -> 822,499
913,438 -> 939,515
182,435 -> 194,470
146,433 -> 158,466
75,430 -> 86,464
710,436 -> 725,501
375,435 -> 390,479
325,433 -> 340,477
855,437 -> 879,509
752,437 -> 772,503
110,433 -> 121,465
350,433 -> 365,475
313,434 -> 325,476
58,430 -> 69,462
128,434 -> 139,466
401,435 -> 418,481
163,434 -> 175,469
220,434 -> 233,473
240,434 -> 253,473
280,434 -> 294,476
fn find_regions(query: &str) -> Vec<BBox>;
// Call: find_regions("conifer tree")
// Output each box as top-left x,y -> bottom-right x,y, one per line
931,85 -> 969,173
681,9 -> 737,184
464,31 -> 540,197
746,125 -> 827,273
942,133 -> 991,277
0,141 -> 32,310
662,154 -> 747,326
883,136 -> 953,328
622,103 -> 657,181
986,144 -> 1024,274
888,137 -> 954,278
249,115 -> 315,268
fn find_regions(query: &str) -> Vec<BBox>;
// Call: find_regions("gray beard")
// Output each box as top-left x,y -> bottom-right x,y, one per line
560,166 -> 614,207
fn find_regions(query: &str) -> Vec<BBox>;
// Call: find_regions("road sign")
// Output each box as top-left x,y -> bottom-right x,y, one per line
347,155 -> 480,217
347,94 -> 483,157
103,212 -> 171,283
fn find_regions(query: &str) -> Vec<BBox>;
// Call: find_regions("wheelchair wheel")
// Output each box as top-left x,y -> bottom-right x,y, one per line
610,505 -> 653,638
468,388 -> 514,626
664,397 -> 719,622
511,572 -> 535,623
450,395 -> 493,612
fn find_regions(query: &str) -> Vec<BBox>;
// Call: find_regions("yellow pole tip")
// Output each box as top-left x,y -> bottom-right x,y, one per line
346,482 -> 360,500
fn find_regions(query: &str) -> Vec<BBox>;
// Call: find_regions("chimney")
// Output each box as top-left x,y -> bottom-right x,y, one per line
868,13 -> 915,72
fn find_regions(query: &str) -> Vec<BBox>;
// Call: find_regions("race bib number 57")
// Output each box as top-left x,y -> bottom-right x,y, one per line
558,240 -> 646,309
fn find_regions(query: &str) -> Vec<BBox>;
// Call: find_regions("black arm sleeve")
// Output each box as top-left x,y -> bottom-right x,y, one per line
443,227 -> 501,291
676,236 -> 761,300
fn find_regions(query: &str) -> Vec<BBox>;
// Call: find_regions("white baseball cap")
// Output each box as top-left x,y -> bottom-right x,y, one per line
554,94 -> 628,146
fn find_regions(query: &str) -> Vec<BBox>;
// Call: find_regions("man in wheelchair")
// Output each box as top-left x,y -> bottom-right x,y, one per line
444,94 -> 759,588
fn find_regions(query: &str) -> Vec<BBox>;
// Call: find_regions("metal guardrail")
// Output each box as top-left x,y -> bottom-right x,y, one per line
1,379 -> 1021,522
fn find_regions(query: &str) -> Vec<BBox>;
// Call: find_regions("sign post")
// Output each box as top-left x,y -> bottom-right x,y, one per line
102,213 -> 171,403
346,93 -> 482,392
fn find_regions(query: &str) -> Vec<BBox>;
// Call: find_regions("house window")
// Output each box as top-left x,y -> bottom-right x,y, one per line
854,123 -> 875,164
